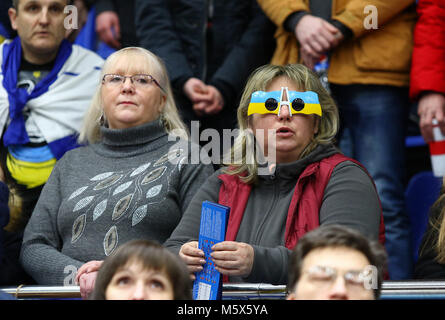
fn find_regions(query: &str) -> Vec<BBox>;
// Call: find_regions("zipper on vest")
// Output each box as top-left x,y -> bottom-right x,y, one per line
254,182 -> 280,244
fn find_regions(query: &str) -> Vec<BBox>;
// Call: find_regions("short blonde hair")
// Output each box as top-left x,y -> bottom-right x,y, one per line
78,47 -> 188,144
224,64 -> 339,184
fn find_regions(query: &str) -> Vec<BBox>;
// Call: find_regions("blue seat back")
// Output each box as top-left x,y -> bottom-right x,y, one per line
74,7 -> 115,59
405,171 -> 442,262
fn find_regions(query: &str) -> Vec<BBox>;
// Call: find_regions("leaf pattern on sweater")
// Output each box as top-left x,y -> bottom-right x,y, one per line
104,226 -> 118,256
73,196 -> 94,212
93,199 -> 108,221
141,166 -> 166,185
68,186 -> 88,200
71,214 -> 86,243
112,194 -> 133,221
132,204 -> 148,227
67,150 -> 180,255
153,148 -> 184,167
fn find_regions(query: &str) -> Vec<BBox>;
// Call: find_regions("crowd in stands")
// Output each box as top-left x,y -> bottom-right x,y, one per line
0,0 -> 444,301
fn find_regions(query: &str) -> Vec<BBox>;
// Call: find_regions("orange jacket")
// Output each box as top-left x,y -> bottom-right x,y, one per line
257,0 -> 417,87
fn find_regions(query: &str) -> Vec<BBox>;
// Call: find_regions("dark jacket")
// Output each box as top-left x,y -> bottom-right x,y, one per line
135,0 -> 275,122
95,0 -> 138,48
0,181 -> 34,285
0,0 -> 13,38
0,181 -> 9,261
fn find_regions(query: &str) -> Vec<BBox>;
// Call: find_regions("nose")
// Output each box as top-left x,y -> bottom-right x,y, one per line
121,77 -> 135,93
131,282 -> 147,300
327,277 -> 349,300
278,103 -> 292,120
38,8 -> 50,25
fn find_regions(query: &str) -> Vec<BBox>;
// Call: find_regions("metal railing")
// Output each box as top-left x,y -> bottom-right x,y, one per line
2,281 -> 445,299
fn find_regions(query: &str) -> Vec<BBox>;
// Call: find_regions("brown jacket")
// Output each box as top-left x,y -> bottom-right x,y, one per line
257,0 -> 417,87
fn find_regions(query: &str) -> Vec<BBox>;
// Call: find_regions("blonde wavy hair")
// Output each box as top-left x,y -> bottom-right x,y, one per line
223,64 -> 339,184
78,47 -> 188,144
423,177 -> 445,263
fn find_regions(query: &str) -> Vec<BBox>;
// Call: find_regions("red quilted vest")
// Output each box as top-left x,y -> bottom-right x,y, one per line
218,153 -> 386,249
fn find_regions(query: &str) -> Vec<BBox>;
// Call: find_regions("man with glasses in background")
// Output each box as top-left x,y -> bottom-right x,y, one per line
287,225 -> 387,300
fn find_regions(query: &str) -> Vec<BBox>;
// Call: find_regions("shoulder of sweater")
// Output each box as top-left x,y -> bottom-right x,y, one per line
57,145 -> 94,164
169,138 -> 216,164
332,159 -> 365,171
329,160 -> 374,184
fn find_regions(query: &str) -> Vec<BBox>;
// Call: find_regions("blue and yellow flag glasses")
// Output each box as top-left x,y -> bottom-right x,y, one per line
248,87 -> 322,117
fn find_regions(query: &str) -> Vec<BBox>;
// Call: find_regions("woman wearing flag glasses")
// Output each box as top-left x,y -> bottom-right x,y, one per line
166,63 -> 384,285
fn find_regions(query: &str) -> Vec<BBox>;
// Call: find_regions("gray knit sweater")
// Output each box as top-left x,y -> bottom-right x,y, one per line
20,120 -> 214,285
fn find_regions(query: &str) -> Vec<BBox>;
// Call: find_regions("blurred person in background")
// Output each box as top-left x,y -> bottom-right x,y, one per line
0,0 -> 103,285
90,240 -> 192,300
287,225 -> 387,300
94,0 -> 138,49
409,0 -> 445,142
135,0 -> 275,159
0,0 -> 14,42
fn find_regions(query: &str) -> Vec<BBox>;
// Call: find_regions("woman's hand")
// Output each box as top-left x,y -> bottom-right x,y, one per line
295,15 -> 340,57
179,241 -> 206,281
78,271 -> 99,300
75,260 -> 103,299
210,241 -> 254,277
75,260 -> 103,284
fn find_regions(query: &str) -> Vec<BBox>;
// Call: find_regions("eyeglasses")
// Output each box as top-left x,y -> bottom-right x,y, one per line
102,74 -> 165,93
303,265 -> 374,290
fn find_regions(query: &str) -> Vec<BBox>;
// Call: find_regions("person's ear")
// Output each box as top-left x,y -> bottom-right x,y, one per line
313,116 -> 320,135
8,8 -> 18,31
158,94 -> 167,114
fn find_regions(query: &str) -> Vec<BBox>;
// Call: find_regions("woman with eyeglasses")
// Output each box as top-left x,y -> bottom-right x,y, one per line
20,47 -> 214,298
165,64 -> 384,285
